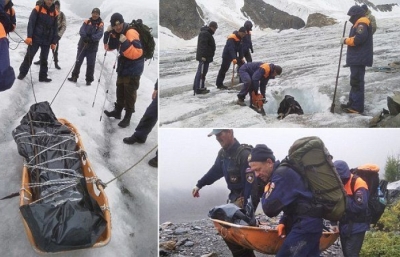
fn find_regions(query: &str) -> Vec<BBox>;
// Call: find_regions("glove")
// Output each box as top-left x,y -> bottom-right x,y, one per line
106,25 -> 113,32
201,57 -> 206,62
277,224 -> 286,238
50,44 -> 56,50
119,34 -> 127,43
340,37 -> 347,44
192,186 -> 200,197
251,48 -> 254,54
232,59 -> 237,65
24,37 -> 32,45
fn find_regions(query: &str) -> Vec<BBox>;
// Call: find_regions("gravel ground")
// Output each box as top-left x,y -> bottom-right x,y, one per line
159,217 -> 344,257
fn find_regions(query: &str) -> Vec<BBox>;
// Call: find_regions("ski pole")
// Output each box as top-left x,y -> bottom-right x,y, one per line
100,52 -> 118,121
92,37 -> 111,107
231,63 -> 236,87
330,21 -> 347,113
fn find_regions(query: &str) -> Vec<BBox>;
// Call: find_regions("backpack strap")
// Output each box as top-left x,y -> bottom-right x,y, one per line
350,174 -> 358,195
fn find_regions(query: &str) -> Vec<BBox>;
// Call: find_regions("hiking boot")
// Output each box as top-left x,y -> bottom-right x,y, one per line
148,156 -> 158,168
104,103 -> 123,119
196,88 -> 210,94
217,85 -> 228,90
39,77 -> 52,82
343,107 -> 361,114
123,135 -> 145,145
17,73 -> 26,80
54,62 -> 61,70
343,64 -> 349,68
236,98 -> 246,106
68,76 -> 77,83
33,60 -> 40,65
86,81 -> 92,86
340,103 -> 349,109
118,111 -> 133,128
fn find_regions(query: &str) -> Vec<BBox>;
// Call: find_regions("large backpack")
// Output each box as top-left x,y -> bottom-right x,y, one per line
129,19 -> 155,61
283,136 -> 347,221
350,164 -> 388,225
277,95 -> 304,120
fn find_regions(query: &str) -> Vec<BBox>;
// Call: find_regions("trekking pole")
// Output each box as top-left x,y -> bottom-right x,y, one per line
231,63 -> 236,87
92,37 -> 111,107
50,45 -> 87,106
330,21 -> 347,113
100,52 -> 118,121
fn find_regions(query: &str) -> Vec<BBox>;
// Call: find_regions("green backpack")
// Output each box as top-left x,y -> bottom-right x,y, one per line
283,136 -> 347,221
129,19 -> 155,61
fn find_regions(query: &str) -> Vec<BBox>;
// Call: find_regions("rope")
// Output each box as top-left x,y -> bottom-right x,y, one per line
105,144 -> 157,185
50,44 -> 88,106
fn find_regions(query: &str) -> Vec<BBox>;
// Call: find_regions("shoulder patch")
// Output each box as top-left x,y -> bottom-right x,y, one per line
246,172 -> 255,183
356,24 -> 364,34
355,190 -> 364,204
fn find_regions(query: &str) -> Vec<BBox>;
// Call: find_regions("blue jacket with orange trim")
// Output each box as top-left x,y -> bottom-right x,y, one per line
345,17 -> 373,67
27,3 -> 59,45
0,11 -> 15,91
222,32 -> 243,61
77,17 -> 104,52
262,162 -> 323,234
4,0 -> 15,32
239,62 -> 278,95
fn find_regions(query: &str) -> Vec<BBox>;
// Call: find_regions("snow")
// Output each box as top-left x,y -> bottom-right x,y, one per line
159,0 -> 400,128
0,0 -> 158,256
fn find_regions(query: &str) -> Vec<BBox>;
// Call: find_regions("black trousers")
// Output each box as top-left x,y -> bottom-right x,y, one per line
340,231 -> 366,257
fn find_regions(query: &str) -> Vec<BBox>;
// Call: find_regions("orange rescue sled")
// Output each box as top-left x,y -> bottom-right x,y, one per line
19,118 -> 111,253
211,219 -> 339,254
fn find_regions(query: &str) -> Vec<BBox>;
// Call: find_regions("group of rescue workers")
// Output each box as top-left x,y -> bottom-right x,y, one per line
194,4 -> 377,115
193,129 -> 372,257
0,0 -> 157,166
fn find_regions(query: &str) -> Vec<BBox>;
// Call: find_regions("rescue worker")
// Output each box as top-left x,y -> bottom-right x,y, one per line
0,0 -> 15,91
236,62 -> 282,106
17,0 -> 59,82
34,0 -> 66,69
242,20 -> 253,63
193,21 -> 218,95
192,129 -> 264,257
361,4 -> 377,34
340,5 -> 373,114
68,8 -> 103,85
249,144 -> 323,257
103,13 -> 145,128
333,160 -> 369,257
215,27 -> 246,89
3,0 -> 15,32
123,79 -> 158,145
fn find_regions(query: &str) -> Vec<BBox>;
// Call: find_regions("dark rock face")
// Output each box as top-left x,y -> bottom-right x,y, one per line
306,13 -> 337,28
160,0 -> 204,40
241,0 -> 305,30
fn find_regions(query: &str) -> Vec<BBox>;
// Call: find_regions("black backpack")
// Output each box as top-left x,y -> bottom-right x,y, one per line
129,19 -> 155,61
277,95 -> 304,119
351,164 -> 388,225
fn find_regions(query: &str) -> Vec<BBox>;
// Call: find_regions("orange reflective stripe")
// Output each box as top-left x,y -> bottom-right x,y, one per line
122,29 -> 143,60
260,63 -> 271,78
354,17 -> 371,27
0,24 -> 5,39
344,174 -> 368,195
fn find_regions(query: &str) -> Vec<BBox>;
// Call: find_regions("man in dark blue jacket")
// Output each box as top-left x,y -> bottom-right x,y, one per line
236,62 -> 282,106
249,144 -> 323,257
0,0 -> 15,91
333,160 -> 369,257
340,5 -> 373,114
242,20 -> 253,63
216,27 -> 246,89
68,8 -> 104,85
17,0 -> 58,82
193,21 -> 218,95
192,129 -> 263,257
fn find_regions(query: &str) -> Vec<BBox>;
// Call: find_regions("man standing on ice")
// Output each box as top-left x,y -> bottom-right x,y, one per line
340,5 -> 373,114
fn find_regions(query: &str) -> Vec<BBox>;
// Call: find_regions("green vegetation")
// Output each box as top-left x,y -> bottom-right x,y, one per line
384,155 -> 400,182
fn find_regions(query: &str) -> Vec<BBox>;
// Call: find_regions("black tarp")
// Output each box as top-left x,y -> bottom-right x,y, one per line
12,101 -> 107,252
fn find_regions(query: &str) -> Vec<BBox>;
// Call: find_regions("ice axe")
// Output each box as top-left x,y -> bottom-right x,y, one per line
330,21 -> 347,113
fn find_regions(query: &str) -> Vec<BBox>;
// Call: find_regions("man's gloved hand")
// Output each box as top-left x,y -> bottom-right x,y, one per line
192,186 -> 200,197
277,224 -> 286,238
104,44 -> 110,51
232,59 -> 237,65
24,37 -> 32,45
251,48 -> 254,54
119,34 -> 127,43
50,44 -> 56,50
201,57 -> 206,62
106,25 -> 113,32
340,37 -> 347,44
